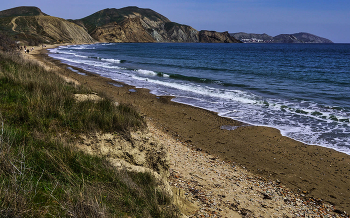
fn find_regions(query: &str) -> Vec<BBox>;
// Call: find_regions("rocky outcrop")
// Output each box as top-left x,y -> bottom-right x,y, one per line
163,22 -> 199,42
199,31 -> 241,43
90,17 -> 155,43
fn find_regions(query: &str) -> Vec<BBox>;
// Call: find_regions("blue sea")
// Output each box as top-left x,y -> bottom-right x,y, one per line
48,43 -> 350,154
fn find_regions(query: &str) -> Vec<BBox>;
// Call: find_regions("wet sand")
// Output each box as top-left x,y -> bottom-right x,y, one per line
28,44 -> 350,214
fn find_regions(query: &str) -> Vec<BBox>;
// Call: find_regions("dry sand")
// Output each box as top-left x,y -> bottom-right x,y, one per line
24,44 -> 350,217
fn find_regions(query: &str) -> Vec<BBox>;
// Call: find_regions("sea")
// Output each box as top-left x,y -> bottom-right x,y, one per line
48,43 -> 350,155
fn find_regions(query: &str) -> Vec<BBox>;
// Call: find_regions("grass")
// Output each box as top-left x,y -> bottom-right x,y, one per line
0,52 -> 179,217
0,53 -> 145,134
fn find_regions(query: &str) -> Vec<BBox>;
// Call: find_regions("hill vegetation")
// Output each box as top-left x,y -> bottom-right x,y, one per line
0,52 -> 179,217
0,6 -> 94,45
73,6 -> 170,34
0,6 -> 47,18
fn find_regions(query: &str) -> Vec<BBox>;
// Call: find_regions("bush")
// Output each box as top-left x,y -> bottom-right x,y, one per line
0,33 -> 18,52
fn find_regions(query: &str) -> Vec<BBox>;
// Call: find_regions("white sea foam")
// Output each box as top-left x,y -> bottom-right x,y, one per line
136,69 -> 158,76
131,75 -> 257,105
50,56 -> 121,70
101,58 -> 121,63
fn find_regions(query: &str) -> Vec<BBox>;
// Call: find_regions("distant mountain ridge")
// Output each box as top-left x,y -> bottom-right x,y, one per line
231,32 -> 333,43
0,6 -> 333,45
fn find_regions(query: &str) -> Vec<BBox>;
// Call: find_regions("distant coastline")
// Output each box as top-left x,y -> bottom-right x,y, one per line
231,32 -> 333,43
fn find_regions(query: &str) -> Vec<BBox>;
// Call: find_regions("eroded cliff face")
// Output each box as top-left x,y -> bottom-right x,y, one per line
199,31 -> 241,43
90,17 -> 156,43
36,16 -> 95,44
163,23 -> 199,42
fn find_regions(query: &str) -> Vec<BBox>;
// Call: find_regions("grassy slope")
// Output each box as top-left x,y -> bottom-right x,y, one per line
75,6 -> 170,34
0,6 -> 46,18
0,52 -> 179,217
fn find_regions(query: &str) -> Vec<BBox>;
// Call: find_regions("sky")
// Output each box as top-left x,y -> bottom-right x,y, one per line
1,0 -> 350,43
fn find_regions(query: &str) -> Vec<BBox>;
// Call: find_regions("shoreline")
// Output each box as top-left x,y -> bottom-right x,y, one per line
27,43 -> 350,214
46,43 -> 350,156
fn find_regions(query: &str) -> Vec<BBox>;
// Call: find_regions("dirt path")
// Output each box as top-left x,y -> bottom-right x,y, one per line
11,16 -> 19,32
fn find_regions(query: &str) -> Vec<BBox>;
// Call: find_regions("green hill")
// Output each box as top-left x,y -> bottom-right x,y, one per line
0,6 -> 47,18
0,6 -> 94,45
74,6 -> 170,34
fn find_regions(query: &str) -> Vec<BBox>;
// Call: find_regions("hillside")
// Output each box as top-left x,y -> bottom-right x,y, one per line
0,6 -> 47,18
73,6 -> 171,34
273,32 -> 333,43
0,6 -> 95,45
231,31 -> 333,43
0,51 -> 181,217
73,6 -> 201,43
73,6 -> 240,43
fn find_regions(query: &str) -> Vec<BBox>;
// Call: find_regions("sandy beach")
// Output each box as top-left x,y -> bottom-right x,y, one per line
25,44 -> 350,217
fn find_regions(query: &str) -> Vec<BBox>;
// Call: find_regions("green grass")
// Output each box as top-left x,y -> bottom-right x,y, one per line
0,53 -> 145,134
0,52 -> 179,217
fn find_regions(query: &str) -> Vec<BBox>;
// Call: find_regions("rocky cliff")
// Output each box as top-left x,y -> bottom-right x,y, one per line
199,31 -> 241,43
156,22 -> 199,42
90,17 -> 155,43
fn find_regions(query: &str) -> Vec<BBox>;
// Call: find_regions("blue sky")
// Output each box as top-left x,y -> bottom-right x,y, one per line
2,0 -> 349,42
